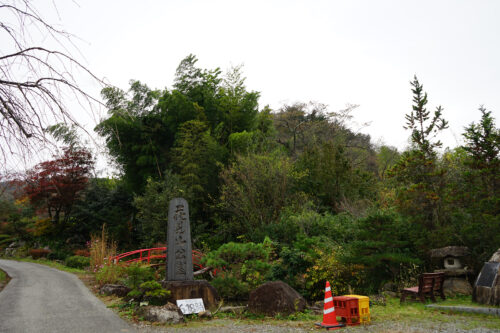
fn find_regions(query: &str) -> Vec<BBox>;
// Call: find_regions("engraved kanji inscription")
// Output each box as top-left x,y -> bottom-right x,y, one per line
166,198 -> 194,281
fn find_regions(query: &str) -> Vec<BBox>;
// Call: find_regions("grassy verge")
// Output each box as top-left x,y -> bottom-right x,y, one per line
439,294 -> 500,308
370,296 -> 500,330
13,257 -> 85,274
0,267 -> 10,292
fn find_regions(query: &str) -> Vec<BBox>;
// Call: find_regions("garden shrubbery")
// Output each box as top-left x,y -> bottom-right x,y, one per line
122,263 -> 155,290
95,264 -> 125,286
203,238 -> 272,300
138,280 -> 170,305
47,249 -> 72,261
65,255 -> 90,269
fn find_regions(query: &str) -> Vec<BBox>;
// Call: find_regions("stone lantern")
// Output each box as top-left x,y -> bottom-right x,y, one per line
430,246 -> 472,296
444,255 -> 463,270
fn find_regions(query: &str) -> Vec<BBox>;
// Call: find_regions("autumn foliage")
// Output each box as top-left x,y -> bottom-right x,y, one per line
23,148 -> 94,233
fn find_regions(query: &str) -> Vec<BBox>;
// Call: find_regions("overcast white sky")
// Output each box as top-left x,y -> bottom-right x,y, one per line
24,0 -> 500,157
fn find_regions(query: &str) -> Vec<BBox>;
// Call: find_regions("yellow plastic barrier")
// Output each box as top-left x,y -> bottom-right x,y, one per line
345,295 -> 370,323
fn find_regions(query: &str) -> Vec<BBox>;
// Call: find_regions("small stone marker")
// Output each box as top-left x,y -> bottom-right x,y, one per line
167,198 -> 194,281
176,298 -> 205,315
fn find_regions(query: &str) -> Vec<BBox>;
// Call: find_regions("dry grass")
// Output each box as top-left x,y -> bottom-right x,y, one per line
89,224 -> 117,272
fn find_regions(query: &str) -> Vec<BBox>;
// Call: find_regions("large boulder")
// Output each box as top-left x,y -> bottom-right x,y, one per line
137,303 -> 184,324
248,281 -> 306,316
443,278 -> 472,296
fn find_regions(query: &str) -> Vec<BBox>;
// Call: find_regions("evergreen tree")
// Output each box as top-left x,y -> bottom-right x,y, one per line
389,77 -> 449,251
404,76 -> 448,157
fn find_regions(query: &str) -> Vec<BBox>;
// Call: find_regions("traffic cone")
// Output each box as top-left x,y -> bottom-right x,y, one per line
315,281 -> 345,330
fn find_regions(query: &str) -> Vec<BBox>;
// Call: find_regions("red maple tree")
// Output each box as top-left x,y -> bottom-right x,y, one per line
24,148 -> 94,233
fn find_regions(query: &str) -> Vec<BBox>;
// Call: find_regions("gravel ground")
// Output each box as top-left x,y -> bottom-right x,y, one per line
132,318 -> 500,333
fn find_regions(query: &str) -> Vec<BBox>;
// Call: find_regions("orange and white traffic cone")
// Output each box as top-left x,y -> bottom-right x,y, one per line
315,281 -> 345,330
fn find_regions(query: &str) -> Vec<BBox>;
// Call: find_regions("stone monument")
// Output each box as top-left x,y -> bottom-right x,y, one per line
163,198 -> 219,310
473,248 -> 500,306
166,198 -> 194,281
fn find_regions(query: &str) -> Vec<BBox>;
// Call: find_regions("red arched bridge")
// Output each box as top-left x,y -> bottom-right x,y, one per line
111,247 -> 210,273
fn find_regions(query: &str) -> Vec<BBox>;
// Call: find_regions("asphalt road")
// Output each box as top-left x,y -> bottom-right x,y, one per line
0,260 -> 134,333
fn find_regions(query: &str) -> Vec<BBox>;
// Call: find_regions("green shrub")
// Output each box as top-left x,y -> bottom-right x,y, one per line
125,280 -> 170,305
96,264 -> 126,286
269,235 -> 324,298
202,238 -> 272,300
303,246 -> 365,300
121,263 -> 154,290
65,255 -> 90,269
126,289 -> 142,300
140,280 -> 170,305
47,249 -> 71,261
210,276 -> 249,300
341,210 -> 420,293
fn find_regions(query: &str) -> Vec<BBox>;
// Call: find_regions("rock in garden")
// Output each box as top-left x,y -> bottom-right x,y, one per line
197,310 -> 212,318
138,303 -> 184,324
381,282 -> 397,292
443,277 -> 472,296
248,281 -> 306,316
489,248 -> 500,263
307,301 -> 323,315
99,284 -> 131,297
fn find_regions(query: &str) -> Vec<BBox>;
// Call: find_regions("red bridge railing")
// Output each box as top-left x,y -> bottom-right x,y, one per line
111,247 -> 205,270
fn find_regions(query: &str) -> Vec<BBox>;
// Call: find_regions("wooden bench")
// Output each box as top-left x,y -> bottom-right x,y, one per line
400,272 -> 445,303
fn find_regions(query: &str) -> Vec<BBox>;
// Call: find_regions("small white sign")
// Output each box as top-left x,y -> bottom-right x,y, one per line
176,298 -> 205,314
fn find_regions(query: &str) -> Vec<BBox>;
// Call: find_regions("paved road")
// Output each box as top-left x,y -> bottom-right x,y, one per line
0,260 -> 134,333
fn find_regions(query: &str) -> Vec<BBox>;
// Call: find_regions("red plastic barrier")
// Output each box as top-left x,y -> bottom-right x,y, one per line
332,296 -> 360,326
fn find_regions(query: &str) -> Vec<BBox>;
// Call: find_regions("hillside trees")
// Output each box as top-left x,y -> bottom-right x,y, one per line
458,108 -> 500,265
462,107 -> 500,201
217,152 -> 308,242
133,171 -> 188,247
273,102 -> 354,157
70,178 -> 134,247
96,56 -> 264,244
171,120 -> 225,223
97,56 -> 261,195
295,141 -> 376,214
95,81 -> 164,193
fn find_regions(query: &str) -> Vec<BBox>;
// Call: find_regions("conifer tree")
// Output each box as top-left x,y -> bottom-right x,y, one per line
404,76 -> 448,157
389,77 -> 449,250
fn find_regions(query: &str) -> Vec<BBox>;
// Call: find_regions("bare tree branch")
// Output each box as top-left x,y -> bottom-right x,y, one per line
0,0 -> 105,169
